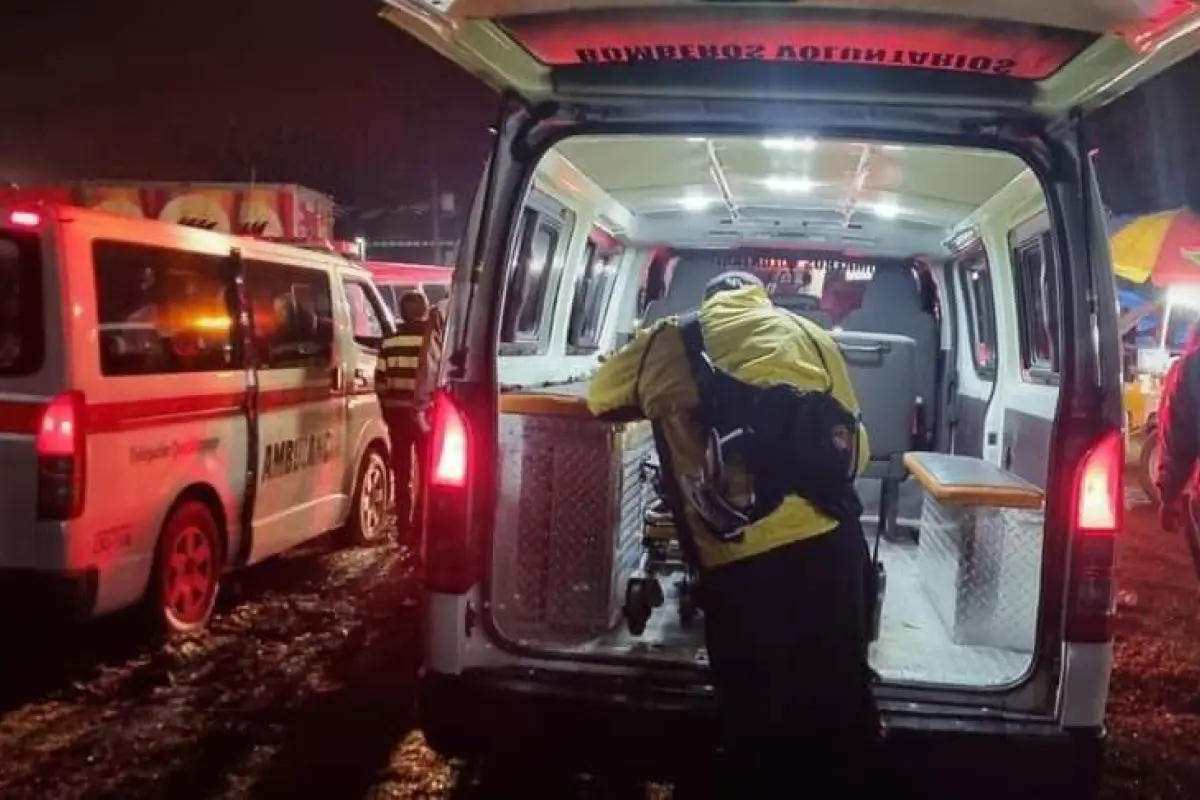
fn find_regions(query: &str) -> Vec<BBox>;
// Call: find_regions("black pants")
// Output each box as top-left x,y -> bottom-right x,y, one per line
386,414 -> 422,532
702,519 -> 882,798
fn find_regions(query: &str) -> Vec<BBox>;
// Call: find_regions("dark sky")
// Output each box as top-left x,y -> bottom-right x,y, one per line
0,0 -> 1195,224
0,0 -> 496,211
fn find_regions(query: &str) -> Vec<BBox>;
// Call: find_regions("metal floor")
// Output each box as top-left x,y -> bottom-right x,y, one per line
572,536 -> 1032,689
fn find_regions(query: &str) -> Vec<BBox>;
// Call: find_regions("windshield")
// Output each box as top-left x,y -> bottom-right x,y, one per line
0,231 -> 45,377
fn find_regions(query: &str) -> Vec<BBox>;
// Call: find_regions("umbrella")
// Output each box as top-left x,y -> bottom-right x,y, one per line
1110,208 -> 1200,285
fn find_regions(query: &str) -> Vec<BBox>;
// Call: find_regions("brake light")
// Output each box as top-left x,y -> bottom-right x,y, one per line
36,392 -> 86,520
423,389 -> 480,594
430,392 -> 468,488
9,210 -> 41,228
1066,430 -> 1123,643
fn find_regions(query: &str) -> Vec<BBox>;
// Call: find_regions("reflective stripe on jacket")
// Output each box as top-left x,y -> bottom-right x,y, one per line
377,321 -> 426,409
587,285 -> 870,570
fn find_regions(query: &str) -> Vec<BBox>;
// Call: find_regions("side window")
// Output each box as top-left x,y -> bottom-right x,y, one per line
958,252 -> 997,378
500,200 -> 573,347
343,279 -> 388,348
0,231 -> 45,376
376,285 -> 398,317
423,282 -> 449,306
1011,232 -> 1059,378
568,236 -> 622,352
244,260 -> 334,369
93,240 -> 235,376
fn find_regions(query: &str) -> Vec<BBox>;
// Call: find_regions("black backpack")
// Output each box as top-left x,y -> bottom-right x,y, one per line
675,309 -> 863,542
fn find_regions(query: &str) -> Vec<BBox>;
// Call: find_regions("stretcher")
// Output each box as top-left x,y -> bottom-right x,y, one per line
622,459 -> 701,636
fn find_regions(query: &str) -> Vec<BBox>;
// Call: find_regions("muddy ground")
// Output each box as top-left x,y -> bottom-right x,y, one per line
0,490 -> 1198,799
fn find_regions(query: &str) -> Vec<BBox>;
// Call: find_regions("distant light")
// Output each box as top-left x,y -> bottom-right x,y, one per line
680,194 -> 712,212
764,176 -> 815,194
871,200 -> 901,220
9,210 -> 41,227
763,136 -> 817,152
686,137 -> 706,143
881,144 -> 904,152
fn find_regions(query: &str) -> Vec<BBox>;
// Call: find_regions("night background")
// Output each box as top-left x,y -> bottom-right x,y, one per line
3,0 -> 1199,265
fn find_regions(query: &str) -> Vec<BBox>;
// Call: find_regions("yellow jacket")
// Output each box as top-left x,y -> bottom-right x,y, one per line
587,286 -> 870,569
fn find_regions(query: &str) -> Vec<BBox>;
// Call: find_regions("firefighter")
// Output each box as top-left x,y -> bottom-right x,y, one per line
1157,320 -> 1200,534
587,272 -> 882,798
377,290 -> 430,534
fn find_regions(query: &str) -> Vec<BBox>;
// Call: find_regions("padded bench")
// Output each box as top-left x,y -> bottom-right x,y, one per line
493,388 -> 650,639
903,452 -> 1046,654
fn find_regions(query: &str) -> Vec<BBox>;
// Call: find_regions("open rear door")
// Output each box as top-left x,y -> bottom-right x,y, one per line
381,0 -> 1200,116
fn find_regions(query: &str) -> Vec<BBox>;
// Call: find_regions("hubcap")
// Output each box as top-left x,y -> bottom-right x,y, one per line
164,524 -> 215,625
360,456 -> 387,539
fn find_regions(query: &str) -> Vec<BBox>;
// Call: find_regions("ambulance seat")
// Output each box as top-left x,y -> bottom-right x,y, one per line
840,264 -> 939,425
832,330 -> 919,539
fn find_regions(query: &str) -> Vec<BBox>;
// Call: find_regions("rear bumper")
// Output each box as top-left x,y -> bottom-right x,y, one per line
419,669 -> 1104,799
0,567 -> 98,622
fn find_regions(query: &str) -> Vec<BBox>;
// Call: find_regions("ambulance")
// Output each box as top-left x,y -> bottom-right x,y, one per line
378,1 -> 1200,796
0,204 -> 396,634
364,261 -> 454,316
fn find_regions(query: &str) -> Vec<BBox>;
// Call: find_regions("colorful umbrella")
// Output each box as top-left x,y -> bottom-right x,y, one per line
1110,208 -> 1200,285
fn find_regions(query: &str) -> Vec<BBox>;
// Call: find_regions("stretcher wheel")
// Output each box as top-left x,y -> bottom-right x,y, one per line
623,576 -> 664,636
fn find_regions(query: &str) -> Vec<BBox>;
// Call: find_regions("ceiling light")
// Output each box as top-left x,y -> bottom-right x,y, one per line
764,176 -> 814,193
871,200 -> 901,219
680,194 -> 712,212
881,144 -> 904,152
687,136 -> 706,143
762,136 -> 817,152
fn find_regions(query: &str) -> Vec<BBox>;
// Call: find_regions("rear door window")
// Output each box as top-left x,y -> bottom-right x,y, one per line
0,231 -> 44,376
93,240 -> 234,376
423,282 -> 449,306
1011,231 -> 1060,380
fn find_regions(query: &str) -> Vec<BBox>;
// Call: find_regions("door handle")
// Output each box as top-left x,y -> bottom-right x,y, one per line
330,366 -> 344,392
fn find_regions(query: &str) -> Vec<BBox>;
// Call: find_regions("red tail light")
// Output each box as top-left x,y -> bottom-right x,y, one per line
1066,430 -> 1123,643
423,389 -> 480,594
430,391 -> 468,488
36,391 -> 86,520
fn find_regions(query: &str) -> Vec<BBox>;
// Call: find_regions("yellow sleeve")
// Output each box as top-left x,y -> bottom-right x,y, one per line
587,320 -> 670,419
820,335 -> 873,475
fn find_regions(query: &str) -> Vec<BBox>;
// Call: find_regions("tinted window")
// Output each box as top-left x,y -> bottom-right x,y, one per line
0,232 -> 44,376
568,238 -> 621,351
94,240 -> 235,376
244,260 -> 334,369
1012,233 -> 1059,376
343,279 -> 386,348
501,204 -> 571,344
959,253 -> 997,376
423,282 -> 449,305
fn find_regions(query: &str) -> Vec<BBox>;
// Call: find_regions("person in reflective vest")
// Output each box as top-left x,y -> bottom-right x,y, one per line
376,290 -> 430,533
587,272 -> 882,799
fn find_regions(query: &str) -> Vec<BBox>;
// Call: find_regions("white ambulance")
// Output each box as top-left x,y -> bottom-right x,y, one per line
379,1 -> 1200,797
0,204 -> 396,633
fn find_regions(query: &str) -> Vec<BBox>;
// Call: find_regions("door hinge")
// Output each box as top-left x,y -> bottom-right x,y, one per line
464,600 -> 477,638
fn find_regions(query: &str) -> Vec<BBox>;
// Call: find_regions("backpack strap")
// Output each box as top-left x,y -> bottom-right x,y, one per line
678,311 -> 715,394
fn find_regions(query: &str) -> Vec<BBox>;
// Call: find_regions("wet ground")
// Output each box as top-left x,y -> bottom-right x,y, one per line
0,488 -> 1198,799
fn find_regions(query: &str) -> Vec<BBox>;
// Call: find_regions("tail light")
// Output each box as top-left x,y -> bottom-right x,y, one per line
9,210 -> 42,228
36,391 -> 86,520
1065,429 -> 1123,643
423,390 -> 480,594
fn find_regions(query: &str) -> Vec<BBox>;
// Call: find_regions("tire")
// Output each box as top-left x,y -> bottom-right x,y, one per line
1139,432 -> 1161,507
345,445 -> 391,546
148,500 -> 222,637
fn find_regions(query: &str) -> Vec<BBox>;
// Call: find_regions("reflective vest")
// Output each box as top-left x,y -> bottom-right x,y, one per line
377,321 -> 427,411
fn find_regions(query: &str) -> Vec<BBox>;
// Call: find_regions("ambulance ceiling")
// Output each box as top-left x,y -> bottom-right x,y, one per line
554,135 -> 1026,256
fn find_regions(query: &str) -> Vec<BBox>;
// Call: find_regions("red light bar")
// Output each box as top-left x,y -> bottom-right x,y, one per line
9,210 -> 41,228
503,18 -> 1092,80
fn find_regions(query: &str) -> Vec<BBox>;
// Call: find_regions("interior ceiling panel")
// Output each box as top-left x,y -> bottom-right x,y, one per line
554,135 -> 1027,256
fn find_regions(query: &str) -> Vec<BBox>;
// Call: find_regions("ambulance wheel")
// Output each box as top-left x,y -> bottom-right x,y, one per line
347,445 -> 391,546
1139,434 -> 1161,507
149,500 -> 222,637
